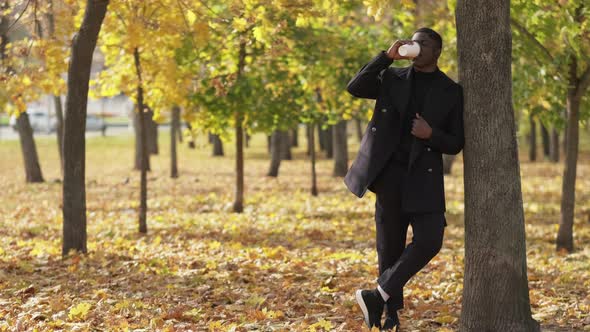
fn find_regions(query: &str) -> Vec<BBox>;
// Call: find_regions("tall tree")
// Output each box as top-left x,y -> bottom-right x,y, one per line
62,0 -> 109,256
456,0 -> 539,330
511,0 -> 590,252
133,47 -> 148,234
1,0 -> 44,183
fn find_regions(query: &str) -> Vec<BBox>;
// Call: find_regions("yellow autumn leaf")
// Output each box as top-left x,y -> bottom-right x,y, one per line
68,302 -> 92,321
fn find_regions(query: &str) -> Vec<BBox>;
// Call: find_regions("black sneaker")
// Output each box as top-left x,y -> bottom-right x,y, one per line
381,304 -> 401,331
355,289 -> 385,329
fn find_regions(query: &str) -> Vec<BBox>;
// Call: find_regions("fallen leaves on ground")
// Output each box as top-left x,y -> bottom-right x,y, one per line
0,133 -> 589,331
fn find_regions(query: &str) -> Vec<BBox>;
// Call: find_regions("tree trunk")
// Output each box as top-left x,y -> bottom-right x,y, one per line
306,126 -> 311,156
232,41 -> 246,213
310,123 -> 318,196
528,113 -> 536,162
134,48 -> 148,234
62,0 -> 108,256
556,60 -> 584,252
442,154 -> 456,175
2,2 -> 44,183
550,127 -> 559,163
267,130 -> 281,177
291,127 -> 298,147
245,132 -> 250,148
280,130 -> 292,160
540,122 -> 550,159
332,119 -> 348,177
170,106 -> 179,178
133,110 -> 150,171
562,119 -> 568,158
16,113 -> 44,183
212,134 -> 224,156
54,96 -> 65,173
456,0 -> 539,330
146,108 -> 158,155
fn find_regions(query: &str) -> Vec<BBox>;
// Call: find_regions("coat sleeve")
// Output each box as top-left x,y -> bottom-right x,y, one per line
346,51 -> 394,99
425,85 -> 465,155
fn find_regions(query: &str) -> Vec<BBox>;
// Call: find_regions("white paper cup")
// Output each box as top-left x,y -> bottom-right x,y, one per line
398,43 -> 420,58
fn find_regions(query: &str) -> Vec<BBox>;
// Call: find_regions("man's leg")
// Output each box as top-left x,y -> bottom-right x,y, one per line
374,190 -> 410,310
376,212 -> 446,310
355,160 -> 408,328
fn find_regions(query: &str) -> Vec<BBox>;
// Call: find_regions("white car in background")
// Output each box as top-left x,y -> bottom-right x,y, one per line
10,112 -> 106,133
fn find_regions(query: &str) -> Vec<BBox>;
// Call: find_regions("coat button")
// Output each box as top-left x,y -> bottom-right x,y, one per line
426,147 -> 431,152
427,168 -> 433,172
371,127 -> 376,133
381,108 -> 387,113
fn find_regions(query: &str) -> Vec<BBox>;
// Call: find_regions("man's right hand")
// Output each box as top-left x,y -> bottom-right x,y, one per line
386,40 -> 414,60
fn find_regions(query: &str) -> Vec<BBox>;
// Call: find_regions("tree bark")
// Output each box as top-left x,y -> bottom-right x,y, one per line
170,106 -> 179,178
54,96 -> 65,173
146,108 -> 158,155
267,130 -> 281,177
332,119 -> 348,177
280,130 -> 292,160
550,127 -> 559,163
232,40 -> 247,213
540,122 -> 550,159
556,59 -> 584,252
442,154 -> 456,175
310,123 -> 318,196
306,125 -> 312,156
456,0 -> 539,330
134,48 -> 148,234
133,110 -> 151,171
62,0 -> 109,256
528,113 -> 536,162
212,134 -> 224,156
16,113 -> 44,183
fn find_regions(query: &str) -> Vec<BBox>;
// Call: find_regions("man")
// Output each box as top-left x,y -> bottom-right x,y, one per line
344,27 -> 464,330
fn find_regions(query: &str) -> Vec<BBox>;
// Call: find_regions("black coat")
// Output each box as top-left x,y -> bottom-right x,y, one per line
343,51 -> 464,213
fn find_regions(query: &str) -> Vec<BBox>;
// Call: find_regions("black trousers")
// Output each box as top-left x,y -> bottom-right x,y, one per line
369,154 -> 446,312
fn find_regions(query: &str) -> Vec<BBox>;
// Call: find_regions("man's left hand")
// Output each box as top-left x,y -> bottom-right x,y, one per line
411,113 -> 432,139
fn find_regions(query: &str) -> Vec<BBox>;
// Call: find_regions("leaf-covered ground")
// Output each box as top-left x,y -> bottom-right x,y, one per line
0,130 -> 589,331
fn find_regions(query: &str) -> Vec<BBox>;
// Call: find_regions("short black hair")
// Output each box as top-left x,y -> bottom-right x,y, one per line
414,27 -> 442,50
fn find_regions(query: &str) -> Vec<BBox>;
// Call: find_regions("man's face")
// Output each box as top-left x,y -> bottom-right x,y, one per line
410,32 -> 441,67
